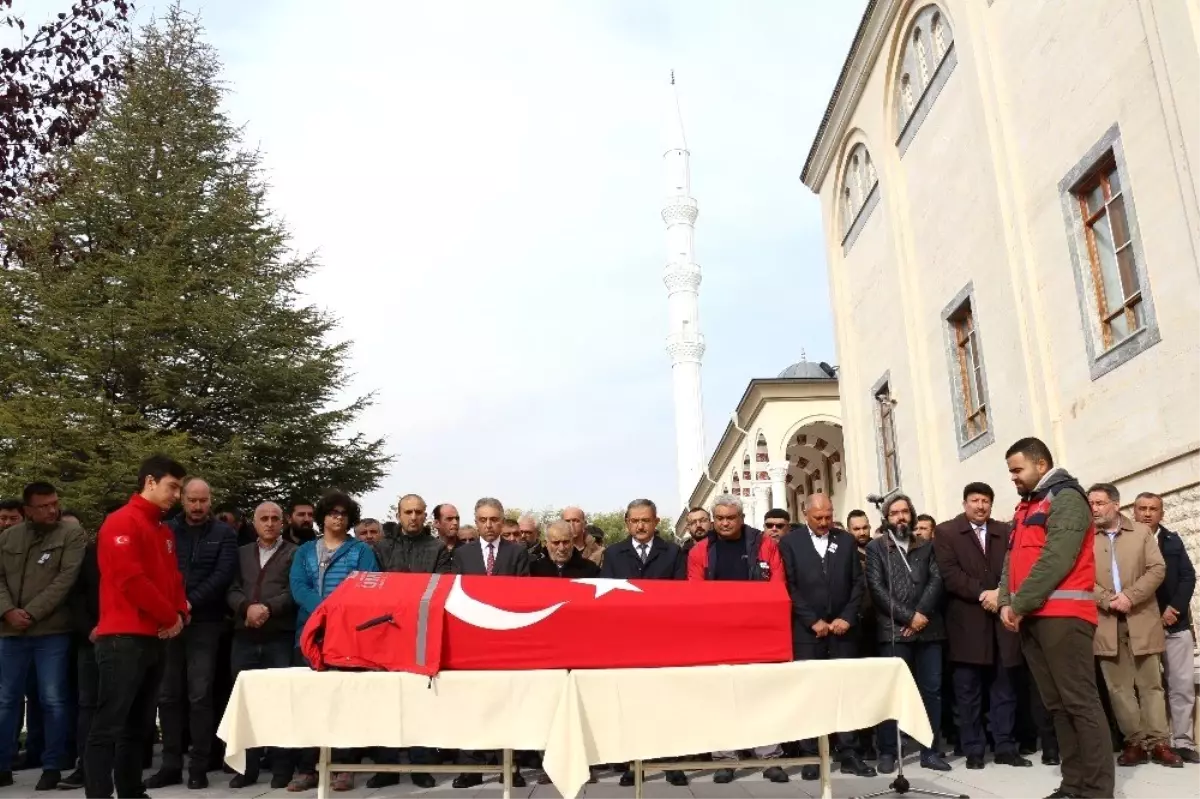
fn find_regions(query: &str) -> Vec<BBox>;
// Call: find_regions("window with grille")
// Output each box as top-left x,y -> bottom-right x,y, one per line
1076,159 -> 1142,349
874,383 -> 900,492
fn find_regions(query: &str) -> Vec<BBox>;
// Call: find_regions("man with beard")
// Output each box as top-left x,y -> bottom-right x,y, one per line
282,501 -> 316,547
682,507 -> 711,552
531,522 -> 599,578
999,437 -> 1114,799
866,494 -> 951,773
846,508 -> 877,759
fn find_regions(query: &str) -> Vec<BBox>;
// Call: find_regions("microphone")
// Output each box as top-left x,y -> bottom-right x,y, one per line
866,493 -> 885,504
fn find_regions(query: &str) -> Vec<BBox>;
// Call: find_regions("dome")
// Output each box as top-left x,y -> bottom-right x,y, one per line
777,360 -> 837,380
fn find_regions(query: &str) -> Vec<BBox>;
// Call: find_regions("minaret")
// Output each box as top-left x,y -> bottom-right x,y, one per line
662,71 -> 707,513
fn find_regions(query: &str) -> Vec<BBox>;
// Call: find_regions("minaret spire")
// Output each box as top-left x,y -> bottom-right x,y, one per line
661,72 -> 706,514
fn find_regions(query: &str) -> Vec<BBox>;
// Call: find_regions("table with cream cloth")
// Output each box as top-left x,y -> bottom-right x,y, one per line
219,658 -> 933,799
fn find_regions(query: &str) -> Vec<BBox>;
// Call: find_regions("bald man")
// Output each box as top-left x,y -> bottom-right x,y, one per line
562,506 -> 603,567
225,503 -> 298,788
151,477 -> 238,789
778,494 -> 875,779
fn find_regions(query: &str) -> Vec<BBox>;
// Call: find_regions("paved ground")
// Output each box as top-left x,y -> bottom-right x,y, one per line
0,753 -> 1194,799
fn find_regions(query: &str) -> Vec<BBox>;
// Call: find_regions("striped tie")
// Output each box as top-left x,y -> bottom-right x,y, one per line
486,543 -> 495,575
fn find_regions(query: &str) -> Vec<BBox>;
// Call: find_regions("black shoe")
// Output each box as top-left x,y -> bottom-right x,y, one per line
1019,742 -> 1038,756
619,771 -> 635,787
713,768 -> 735,783
512,770 -> 526,788
187,772 -> 208,790
1176,748 -> 1200,764
878,754 -> 897,774
452,773 -> 481,789
229,774 -> 256,789
58,768 -> 85,790
1042,750 -> 1061,766
665,769 -> 688,786
995,752 -> 1033,768
763,766 -> 788,783
862,745 -> 878,761
14,754 -> 43,772
270,774 -> 291,789
35,770 -> 61,791
366,773 -> 400,788
0,772 -> 12,787
841,755 -> 877,777
1044,790 -> 1079,799
802,765 -> 820,780
144,770 -> 182,789
966,755 -> 985,770
921,752 -> 952,771
412,772 -> 436,788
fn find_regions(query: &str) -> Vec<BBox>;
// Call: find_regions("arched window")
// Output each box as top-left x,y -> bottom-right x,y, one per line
840,141 -> 879,242
914,29 -> 930,86
866,155 -> 878,186
900,75 -> 915,113
755,432 -> 769,463
932,13 -> 947,58
843,186 -> 854,231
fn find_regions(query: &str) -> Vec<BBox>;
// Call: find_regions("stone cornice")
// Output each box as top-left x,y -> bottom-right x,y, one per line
800,0 -> 902,192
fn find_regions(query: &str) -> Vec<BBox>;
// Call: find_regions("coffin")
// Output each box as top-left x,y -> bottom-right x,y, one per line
300,571 -> 791,675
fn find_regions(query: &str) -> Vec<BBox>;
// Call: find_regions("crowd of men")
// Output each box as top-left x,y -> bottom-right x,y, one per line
0,435 -> 1194,799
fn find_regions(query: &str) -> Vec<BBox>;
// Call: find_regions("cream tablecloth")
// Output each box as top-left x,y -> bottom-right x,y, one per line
220,658 -> 932,799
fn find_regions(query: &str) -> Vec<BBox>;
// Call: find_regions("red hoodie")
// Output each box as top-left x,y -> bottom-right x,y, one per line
95,493 -> 188,637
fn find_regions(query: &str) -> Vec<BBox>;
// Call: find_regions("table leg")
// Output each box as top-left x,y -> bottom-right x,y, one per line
633,759 -> 643,799
502,748 -> 513,799
817,734 -> 832,799
317,747 -> 330,799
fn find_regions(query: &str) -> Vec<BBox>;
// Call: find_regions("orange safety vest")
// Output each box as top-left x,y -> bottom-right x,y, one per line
1009,480 -> 1097,624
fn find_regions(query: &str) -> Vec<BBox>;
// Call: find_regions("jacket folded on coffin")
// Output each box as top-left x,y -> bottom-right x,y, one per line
300,571 -> 791,675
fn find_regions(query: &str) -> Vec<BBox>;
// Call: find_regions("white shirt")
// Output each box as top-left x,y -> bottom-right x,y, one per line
971,523 -> 987,552
479,537 -> 499,570
257,537 -> 282,568
810,530 -> 830,558
635,539 -> 653,561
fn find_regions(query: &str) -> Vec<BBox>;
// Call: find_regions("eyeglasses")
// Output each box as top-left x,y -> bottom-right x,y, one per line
763,522 -> 788,529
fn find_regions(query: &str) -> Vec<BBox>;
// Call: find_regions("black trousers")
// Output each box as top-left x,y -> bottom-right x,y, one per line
290,648 -> 319,776
75,643 -> 98,774
952,662 -> 1018,757
157,620 -> 223,774
84,636 -> 164,799
794,636 -> 859,756
229,633 -> 293,781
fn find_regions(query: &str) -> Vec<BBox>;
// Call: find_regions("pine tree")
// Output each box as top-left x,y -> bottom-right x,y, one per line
0,6 -> 389,526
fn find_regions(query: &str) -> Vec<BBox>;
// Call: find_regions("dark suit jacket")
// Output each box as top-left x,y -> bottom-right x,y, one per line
779,527 -> 863,646
530,549 -> 600,578
933,514 -> 1021,666
451,538 -> 530,576
1156,525 -> 1196,633
599,536 -> 686,580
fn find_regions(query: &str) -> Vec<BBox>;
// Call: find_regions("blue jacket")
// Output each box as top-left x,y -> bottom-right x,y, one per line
289,537 -> 379,643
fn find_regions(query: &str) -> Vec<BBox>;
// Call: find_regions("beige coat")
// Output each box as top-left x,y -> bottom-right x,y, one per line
1093,515 -> 1165,657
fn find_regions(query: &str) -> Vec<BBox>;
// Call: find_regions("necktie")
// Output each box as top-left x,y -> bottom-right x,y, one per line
638,543 -> 648,564
486,543 -> 495,576
975,525 -> 986,552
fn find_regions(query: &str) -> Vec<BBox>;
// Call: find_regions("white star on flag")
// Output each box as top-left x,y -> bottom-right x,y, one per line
570,578 -> 643,598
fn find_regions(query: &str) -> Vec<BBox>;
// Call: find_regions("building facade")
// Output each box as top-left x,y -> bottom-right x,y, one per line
801,0 -> 1200,617
679,359 -> 844,531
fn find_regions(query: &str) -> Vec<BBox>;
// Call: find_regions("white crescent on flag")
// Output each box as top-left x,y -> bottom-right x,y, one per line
444,575 -> 567,631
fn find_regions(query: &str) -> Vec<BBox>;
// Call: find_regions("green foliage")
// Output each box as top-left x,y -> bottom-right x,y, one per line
506,506 -> 673,545
0,7 -> 390,528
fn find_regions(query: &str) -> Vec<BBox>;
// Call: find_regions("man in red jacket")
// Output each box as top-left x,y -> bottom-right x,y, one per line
84,454 -> 189,799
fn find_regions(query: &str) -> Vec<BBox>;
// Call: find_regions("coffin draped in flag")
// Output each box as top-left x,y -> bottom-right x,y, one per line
300,572 -> 791,674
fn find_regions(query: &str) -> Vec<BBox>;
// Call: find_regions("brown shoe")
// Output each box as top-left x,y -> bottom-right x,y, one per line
1150,743 -> 1183,768
1118,744 -> 1148,766
332,772 -> 355,791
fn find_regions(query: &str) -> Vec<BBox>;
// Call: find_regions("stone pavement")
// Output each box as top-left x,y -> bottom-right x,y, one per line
0,754 -> 1194,799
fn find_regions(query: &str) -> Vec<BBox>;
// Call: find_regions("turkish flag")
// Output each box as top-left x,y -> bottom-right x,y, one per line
301,572 -> 791,675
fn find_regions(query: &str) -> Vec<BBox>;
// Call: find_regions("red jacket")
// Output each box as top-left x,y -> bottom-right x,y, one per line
687,526 -> 784,583
96,494 -> 188,637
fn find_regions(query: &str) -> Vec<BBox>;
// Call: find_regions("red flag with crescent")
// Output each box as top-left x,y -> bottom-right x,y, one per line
300,572 -> 791,674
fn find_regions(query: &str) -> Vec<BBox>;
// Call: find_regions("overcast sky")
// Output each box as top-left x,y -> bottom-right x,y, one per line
26,0 -> 867,520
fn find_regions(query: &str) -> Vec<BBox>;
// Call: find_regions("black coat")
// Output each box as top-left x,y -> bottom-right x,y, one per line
1156,525 -> 1196,633
168,516 -> 239,622
530,549 -> 600,578
933,514 -> 1021,667
68,542 -> 100,639
865,534 -> 945,643
779,527 -> 863,646
600,537 -> 686,580
373,531 -> 452,574
226,540 -> 297,638
451,538 -> 531,576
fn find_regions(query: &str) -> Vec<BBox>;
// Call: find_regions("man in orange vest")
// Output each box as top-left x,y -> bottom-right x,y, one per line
997,437 -> 1114,799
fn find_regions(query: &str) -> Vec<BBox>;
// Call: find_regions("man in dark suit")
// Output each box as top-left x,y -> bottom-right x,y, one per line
451,499 -> 528,789
778,494 -> 874,780
597,500 -> 688,787
1134,491 -> 1198,762
934,483 -> 1032,770
532,522 -> 599,578
600,499 -> 687,582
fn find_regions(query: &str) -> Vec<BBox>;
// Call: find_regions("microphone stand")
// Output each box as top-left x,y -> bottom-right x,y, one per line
852,510 -> 967,799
